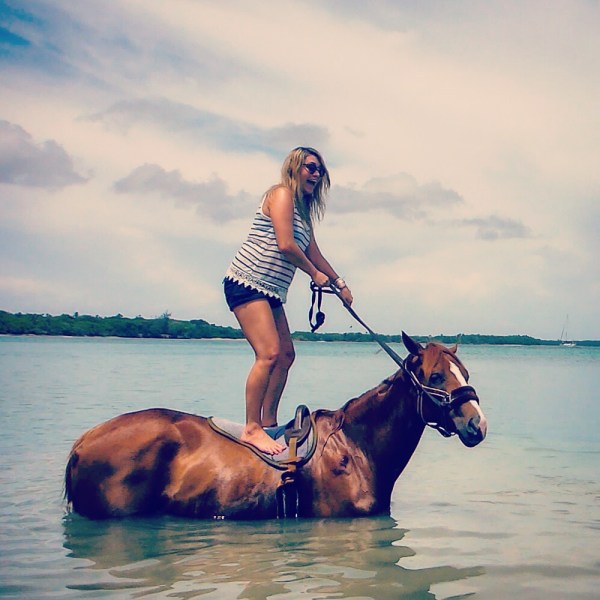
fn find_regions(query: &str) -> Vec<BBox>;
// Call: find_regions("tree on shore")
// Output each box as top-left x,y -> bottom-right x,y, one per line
1,310 -> 595,345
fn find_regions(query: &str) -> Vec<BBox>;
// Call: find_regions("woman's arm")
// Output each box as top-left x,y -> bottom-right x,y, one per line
265,187 -> 329,286
307,237 -> 353,306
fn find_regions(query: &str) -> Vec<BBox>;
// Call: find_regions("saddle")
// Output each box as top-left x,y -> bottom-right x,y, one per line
207,404 -> 317,470
208,404 -> 317,518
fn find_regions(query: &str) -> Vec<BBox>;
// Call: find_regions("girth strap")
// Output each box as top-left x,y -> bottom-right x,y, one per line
276,409 -> 304,518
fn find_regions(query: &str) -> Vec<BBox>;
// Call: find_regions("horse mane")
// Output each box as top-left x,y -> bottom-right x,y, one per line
312,370 -> 408,437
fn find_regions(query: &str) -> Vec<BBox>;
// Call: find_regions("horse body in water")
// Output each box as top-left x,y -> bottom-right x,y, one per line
65,334 -> 487,520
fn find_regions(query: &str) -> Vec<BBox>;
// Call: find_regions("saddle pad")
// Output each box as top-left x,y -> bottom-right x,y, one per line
209,417 -> 314,464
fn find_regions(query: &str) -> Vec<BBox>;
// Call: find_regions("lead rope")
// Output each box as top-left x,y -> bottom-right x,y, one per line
308,284 -> 333,332
311,282 -> 408,372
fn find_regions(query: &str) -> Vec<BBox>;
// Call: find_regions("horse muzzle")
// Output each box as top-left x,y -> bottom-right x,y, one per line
455,402 -> 487,447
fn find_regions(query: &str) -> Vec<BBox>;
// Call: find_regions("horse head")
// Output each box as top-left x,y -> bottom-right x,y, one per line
402,332 -> 487,447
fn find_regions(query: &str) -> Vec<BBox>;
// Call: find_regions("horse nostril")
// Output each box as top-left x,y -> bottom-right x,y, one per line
469,414 -> 487,438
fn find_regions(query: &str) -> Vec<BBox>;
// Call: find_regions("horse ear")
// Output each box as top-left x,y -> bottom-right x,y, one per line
402,331 -> 424,356
451,333 -> 462,354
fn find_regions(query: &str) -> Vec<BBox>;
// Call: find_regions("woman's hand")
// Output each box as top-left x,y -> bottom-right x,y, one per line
339,286 -> 353,306
311,270 -> 330,288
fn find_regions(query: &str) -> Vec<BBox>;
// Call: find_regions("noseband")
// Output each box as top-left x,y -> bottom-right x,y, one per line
403,358 -> 480,437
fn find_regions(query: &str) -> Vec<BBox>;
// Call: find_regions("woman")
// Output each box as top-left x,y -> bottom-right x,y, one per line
224,147 -> 353,455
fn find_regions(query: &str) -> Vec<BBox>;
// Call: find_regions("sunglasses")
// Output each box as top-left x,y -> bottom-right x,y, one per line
303,163 -> 326,177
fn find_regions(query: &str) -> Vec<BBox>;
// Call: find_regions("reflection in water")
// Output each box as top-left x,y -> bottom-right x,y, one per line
63,514 -> 484,598
0,340 -> 595,598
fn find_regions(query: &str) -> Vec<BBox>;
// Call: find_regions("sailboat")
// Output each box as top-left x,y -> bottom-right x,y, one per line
560,315 -> 576,347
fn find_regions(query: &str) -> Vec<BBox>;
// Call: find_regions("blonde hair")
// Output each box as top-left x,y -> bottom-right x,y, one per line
267,147 -> 330,228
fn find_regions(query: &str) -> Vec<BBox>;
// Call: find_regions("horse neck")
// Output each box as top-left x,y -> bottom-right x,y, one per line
341,370 -> 426,471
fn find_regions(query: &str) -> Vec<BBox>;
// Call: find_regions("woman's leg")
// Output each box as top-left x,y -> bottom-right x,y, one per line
261,305 -> 295,427
233,299 -> 286,455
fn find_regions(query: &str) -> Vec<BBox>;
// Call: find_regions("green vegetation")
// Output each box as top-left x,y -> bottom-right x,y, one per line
1,310 -> 598,346
0,310 -> 243,340
292,331 -> 599,346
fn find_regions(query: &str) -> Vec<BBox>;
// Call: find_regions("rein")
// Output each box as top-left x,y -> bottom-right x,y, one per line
309,283 -> 479,437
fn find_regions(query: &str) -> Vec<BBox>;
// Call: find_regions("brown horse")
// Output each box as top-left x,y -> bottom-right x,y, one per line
65,333 -> 487,520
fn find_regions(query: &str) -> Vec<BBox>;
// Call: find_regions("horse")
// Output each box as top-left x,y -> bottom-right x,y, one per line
64,332 -> 487,520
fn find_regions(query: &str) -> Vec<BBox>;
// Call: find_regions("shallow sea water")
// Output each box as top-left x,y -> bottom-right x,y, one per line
0,337 -> 598,599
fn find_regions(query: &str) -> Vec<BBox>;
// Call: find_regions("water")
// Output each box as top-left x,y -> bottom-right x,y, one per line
0,336 -> 598,599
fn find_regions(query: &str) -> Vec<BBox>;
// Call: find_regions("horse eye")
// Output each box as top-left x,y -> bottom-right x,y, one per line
428,373 -> 444,386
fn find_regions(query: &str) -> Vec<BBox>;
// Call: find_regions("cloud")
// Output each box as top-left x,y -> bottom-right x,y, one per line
85,97 -> 330,157
460,215 -> 532,241
0,120 -> 88,189
0,1 -> 598,338
113,162 -> 465,224
113,163 -> 254,223
329,173 -> 463,218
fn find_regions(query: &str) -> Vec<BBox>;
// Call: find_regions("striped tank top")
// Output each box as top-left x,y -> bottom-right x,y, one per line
225,196 -> 311,303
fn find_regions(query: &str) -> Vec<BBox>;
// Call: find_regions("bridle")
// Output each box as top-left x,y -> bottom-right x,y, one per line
309,283 -> 480,437
402,355 -> 480,437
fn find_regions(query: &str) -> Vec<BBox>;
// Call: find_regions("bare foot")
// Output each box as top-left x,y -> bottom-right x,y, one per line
241,424 -> 285,455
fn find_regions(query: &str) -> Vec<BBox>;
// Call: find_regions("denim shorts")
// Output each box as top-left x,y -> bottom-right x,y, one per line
223,278 -> 282,312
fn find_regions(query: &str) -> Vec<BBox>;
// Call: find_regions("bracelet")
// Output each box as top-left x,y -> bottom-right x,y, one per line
333,277 -> 347,290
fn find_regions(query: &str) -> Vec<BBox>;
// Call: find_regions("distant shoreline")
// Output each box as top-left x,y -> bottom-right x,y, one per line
1,310 -> 598,346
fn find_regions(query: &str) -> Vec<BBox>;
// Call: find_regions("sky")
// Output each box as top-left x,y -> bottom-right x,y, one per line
1,0 -> 599,340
